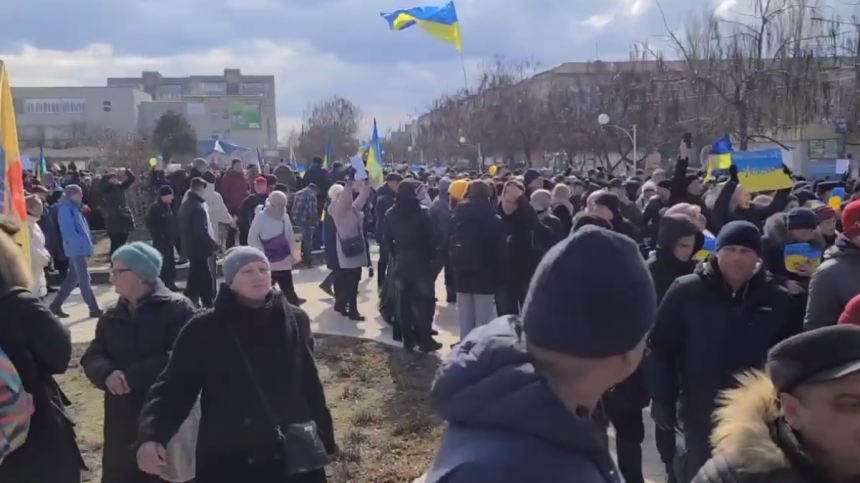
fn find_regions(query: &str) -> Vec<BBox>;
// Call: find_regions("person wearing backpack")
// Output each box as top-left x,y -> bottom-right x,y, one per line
448,180 -> 505,339
0,215 -> 84,483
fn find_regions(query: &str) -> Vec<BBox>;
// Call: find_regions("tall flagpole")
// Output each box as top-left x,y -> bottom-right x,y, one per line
459,50 -> 469,91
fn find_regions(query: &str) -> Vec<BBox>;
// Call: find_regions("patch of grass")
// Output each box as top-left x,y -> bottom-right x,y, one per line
57,335 -> 443,483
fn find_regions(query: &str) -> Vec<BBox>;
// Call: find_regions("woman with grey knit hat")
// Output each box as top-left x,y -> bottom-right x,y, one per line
138,246 -> 334,483
81,242 -> 197,483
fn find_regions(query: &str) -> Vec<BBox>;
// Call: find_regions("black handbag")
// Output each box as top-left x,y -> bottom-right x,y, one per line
338,232 -> 366,258
230,309 -> 331,476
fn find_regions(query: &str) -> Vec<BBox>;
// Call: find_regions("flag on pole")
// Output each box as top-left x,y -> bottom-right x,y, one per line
380,1 -> 463,52
36,146 -> 46,180
323,142 -> 332,170
366,119 -> 385,188
0,60 -> 31,267
289,146 -> 298,170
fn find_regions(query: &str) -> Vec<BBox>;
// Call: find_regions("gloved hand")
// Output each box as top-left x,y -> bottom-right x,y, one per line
650,401 -> 677,431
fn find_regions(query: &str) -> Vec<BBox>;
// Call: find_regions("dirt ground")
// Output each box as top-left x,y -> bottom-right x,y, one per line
58,335 -> 443,483
89,231 -> 110,267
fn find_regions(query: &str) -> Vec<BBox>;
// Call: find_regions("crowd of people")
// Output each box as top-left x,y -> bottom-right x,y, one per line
1,139 -> 860,483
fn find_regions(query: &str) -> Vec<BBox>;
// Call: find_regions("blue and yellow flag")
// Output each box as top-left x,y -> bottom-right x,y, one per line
731,148 -> 792,192
694,231 -> 716,261
380,1 -> 463,52
323,142 -> 332,170
36,146 -> 46,180
706,135 -> 732,180
784,243 -> 822,274
0,61 -> 30,267
366,119 -> 385,188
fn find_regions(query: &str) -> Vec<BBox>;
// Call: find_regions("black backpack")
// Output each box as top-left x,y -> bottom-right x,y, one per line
448,216 -> 483,273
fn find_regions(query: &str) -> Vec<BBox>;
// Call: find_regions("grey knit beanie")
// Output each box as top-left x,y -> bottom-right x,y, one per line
223,246 -> 269,285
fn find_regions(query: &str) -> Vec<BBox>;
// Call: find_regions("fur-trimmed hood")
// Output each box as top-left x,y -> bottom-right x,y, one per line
710,371 -> 791,473
764,213 -> 826,252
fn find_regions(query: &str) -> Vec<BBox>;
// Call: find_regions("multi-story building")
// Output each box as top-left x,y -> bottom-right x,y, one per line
11,86 -> 151,148
107,69 -> 278,149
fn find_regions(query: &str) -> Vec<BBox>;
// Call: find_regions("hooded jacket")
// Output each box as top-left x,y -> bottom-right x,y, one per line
804,236 -> 860,331
693,372 -> 831,483
424,316 -> 623,483
647,215 -> 702,304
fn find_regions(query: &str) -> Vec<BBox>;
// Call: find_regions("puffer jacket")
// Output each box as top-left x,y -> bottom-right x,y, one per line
804,236 -> 860,330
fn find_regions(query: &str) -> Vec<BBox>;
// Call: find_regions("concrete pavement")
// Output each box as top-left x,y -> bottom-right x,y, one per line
53,264 -> 666,483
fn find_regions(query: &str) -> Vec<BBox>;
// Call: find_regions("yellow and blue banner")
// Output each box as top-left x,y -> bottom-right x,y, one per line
380,1 -> 463,52
731,148 -> 793,193
289,145 -> 298,171
0,61 -> 30,267
784,243 -> 822,274
366,119 -> 385,188
694,231 -> 716,261
36,146 -> 46,180
829,187 -> 845,211
706,136 -> 732,180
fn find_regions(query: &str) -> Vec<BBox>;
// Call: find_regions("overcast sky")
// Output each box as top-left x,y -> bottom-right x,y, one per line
1,0 -> 850,140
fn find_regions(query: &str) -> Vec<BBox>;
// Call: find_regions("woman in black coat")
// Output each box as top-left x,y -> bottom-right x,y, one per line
0,215 -> 84,483
138,247 -> 334,483
81,242 -> 196,483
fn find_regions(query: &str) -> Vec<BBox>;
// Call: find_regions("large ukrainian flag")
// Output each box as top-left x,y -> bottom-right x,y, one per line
0,60 -> 30,267
380,1 -> 463,52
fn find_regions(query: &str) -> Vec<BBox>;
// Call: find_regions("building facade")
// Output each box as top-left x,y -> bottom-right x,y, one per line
11,86 -> 151,148
108,69 -> 278,150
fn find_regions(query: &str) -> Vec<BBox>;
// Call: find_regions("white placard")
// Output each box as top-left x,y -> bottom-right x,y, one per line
350,156 -> 368,180
836,158 -> 850,174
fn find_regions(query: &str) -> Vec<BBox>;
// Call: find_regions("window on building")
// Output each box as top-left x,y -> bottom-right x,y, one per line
809,139 -> 841,159
241,83 -> 265,95
198,82 -> 226,94
103,101 -> 112,112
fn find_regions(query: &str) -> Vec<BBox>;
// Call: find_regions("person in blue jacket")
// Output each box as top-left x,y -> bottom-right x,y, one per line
48,184 -> 102,319
424,226 -> 656,483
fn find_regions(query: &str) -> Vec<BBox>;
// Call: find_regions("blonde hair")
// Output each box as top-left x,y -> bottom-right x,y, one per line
0,215 -> 33,290
328,184 -> 344,200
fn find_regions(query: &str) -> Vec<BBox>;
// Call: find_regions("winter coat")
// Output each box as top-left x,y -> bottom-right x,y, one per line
0,286 -> 84,483
202,182 -> 232,227
273,165 -> 297,192
100,171 -> 136,235
537,211 -> 566,248
382,197 -> 438,282
646,216 -> 701,303
178,192 -> 215,261
322,200 -> 340,271
27,215 -> 51,297
641,196 -> 668,244
80,285 -> 196,483
219,170 -> 249,215
804,236 -> 860,331
498,201 -> 549,288
302,165 -> 330,203
146,200 -> 176,248
138,287 -> 335,483
56,196 -> 94,258
428,179 -> 452,245
447,198 -> 505,295
551,203 -> 573,235
649,258 -> 796,431
374,183 -> 396,240
424,316 -> 623,483
668,156 -> 719,233
237,192 -> 268,233
39,206 -> 63,263
692,372 -> 824,483
248,207 -> 296,272
329,186 -> 370,269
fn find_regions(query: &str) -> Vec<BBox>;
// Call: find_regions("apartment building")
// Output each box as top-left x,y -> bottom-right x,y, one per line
11,86 -> 151,148
108,69 -> 278,149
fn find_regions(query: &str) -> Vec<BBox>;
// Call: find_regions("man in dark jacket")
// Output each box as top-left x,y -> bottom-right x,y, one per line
146,185 -> 179,291
101,168 -> 136,256
693,326 -> 860,483
382,179 -> 442,352
236,177 -> 270,246
430,178 -> 455,302
425,226 -> 656,483
178,177 -> 216,307
592,191 -> 644,245
641,179 -> 673,245
375,173 -> 401,289
650,221 -> 797,482
220,159 -> 249,249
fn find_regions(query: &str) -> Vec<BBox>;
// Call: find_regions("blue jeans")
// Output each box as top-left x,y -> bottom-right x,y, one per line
52,255 -> 99,312
298,225 -> 315,265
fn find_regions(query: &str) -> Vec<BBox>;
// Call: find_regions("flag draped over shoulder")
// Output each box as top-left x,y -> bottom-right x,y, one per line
366,120 -> 385,188
0,61 -> 31,267
380,1 -> 463,52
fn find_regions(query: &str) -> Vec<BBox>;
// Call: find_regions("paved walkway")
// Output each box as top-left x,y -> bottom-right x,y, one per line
53,263 -> 665,483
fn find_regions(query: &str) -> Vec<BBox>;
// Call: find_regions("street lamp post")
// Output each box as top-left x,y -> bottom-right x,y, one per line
597,114 -> 638,169
459,136 -> 483,170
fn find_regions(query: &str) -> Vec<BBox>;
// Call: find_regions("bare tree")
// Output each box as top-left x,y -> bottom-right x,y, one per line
297,96 -> 363,162
658,0 -> 846,149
